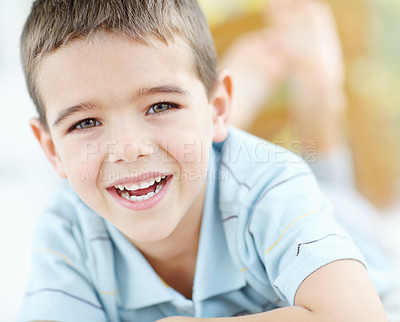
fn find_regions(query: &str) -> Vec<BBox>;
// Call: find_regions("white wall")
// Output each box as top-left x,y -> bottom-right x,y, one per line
0,1 -> 63,320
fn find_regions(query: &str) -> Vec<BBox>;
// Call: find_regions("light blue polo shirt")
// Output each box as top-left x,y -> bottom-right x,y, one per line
18,127 -> 366,322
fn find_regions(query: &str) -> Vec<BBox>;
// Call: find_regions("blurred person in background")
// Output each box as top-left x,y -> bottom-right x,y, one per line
202,0 -> 400,208
199,0 -> 400,318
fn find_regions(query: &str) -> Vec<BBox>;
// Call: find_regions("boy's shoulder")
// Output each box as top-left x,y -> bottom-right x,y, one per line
209,129 -> 366,306
213,127 -> 316,211
215,127 -> 311,183
46,185 -> 85,216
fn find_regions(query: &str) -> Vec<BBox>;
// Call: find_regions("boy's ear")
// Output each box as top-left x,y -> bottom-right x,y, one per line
211,70 -> 233,143
30,118 -> 67,178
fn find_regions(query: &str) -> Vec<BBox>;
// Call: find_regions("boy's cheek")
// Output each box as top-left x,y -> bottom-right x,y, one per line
61,145 -> 103,184
64,161 -> 97,186
160,133 -> 212,164
77,142 -> 101,163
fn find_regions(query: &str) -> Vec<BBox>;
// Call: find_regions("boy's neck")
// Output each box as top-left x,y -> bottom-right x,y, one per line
131,180 -> 207,299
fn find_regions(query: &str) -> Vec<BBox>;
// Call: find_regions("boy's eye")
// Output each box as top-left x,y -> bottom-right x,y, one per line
146,102 -> 177,115
74,118 -> 101,130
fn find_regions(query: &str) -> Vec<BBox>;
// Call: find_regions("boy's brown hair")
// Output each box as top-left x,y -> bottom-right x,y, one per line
21,0 -> 218,127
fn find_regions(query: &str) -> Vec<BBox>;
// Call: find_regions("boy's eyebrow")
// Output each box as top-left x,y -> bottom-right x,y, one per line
135,85 -> 192,99
52,102 -> 98,128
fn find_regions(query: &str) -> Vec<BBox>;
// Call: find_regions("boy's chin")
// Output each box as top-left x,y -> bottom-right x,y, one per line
122,226 -> 177,246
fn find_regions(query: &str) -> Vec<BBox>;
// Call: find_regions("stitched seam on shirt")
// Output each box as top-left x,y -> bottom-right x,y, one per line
253,172 -> 311,210
89,236 -> 111,242
264,208 -> 320,256
222,215 -> 238,222
296,234 -> 348,256
26,288 -> 105,311
220,161 -> 251,190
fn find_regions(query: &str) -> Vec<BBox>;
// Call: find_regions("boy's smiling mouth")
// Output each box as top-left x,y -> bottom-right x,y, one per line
115,175 -> 167,202
107,174 -> 173,210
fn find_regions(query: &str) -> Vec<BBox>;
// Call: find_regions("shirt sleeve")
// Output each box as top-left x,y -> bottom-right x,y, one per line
18,209 -> 108,322
245,169 -> 366,306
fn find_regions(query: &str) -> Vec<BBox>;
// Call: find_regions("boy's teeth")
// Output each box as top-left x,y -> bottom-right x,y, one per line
115,176 -> 166,191
121,188 -> 160,202
155,182 -> 164,194
121,191 -> 130,199
127,183 -> 140,191
131,192 -> 155,202
139,181 -> 151,189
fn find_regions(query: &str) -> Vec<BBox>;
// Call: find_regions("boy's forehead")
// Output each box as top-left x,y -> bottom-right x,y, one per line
36,32 -> 203,120
37,33 -> 197,92
40,32 -> 195,72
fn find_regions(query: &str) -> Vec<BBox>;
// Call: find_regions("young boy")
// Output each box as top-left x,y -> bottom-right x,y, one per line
19,0 -> 387,321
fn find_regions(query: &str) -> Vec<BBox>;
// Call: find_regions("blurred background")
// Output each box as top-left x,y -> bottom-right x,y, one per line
0,1 -> 64,321
1,0 -> 399,321
202,0 -> 400,208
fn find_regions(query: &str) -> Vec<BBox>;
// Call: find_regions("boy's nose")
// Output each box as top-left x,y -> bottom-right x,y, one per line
106,137 -> 158,163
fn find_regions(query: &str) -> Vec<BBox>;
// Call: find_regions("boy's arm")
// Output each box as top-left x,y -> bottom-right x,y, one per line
158,259 -> 388,322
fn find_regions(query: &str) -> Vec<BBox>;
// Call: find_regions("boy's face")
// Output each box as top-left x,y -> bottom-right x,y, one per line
32,33 -> 231,244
